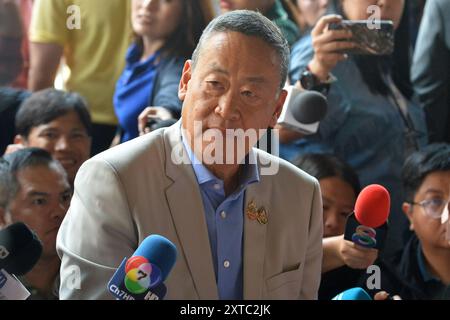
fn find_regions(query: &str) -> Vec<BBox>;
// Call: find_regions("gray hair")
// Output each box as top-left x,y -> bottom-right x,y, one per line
191,10 -> 290,90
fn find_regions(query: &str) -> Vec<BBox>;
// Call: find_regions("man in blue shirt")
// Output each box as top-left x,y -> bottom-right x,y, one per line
57,10 -> 323,300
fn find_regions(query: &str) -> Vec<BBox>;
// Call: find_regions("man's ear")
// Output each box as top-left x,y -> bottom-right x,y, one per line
269,89 -> 287,128
402,202 -> 414,231
178,60 -> 193,102
14,134 -> 25,145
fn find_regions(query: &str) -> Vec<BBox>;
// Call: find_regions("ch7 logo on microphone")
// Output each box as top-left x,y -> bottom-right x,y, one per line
124,256 -> 161,295
108,255 -> 166,300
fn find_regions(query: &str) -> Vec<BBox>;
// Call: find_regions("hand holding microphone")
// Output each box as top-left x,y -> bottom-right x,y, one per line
108,234 -> 177,300
338,235 -> 378,270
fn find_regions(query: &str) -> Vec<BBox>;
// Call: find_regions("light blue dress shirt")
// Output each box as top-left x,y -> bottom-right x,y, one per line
181,131 -> 260,299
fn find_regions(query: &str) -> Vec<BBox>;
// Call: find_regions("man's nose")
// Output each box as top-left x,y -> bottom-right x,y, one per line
55,136 -> 70,151
216,93 -> 240,122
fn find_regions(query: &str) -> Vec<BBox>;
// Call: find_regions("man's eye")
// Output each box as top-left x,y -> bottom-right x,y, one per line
242,90 -> 255,97
42,132 -> 57,139
33,198 -> 47,206
206,81 -> 222,88
71,132 -> 88,140
428,199 -> 445,209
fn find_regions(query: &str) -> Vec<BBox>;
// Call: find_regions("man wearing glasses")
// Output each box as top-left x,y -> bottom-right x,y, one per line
360,143 -> 450,299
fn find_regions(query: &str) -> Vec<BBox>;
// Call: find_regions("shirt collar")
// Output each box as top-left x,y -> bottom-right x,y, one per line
180,123 -> 260,188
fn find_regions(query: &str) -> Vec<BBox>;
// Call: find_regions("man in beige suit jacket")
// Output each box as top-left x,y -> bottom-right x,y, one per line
57,10 -> 323,300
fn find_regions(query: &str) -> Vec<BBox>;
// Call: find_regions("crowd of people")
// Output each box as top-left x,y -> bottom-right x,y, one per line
0,0 -> 449,300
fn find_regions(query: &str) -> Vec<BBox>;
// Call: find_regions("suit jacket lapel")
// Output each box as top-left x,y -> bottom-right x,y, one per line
243,162 -> 270,300
163,123 -> 218,299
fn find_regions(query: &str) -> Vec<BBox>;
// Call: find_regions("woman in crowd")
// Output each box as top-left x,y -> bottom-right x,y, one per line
114,0 -> 214,142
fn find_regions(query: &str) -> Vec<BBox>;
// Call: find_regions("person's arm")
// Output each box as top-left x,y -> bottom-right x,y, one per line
28,0 -> 68,91
57,158 -> 137,300
322,235 -> 378,274
151,57 -> 184,119
411,0 -> 449,142
278,14 -> 354,144
28,42 -> 62,90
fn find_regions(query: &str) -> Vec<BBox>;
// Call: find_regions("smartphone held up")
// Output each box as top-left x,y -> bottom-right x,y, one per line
329,20 -> 394,55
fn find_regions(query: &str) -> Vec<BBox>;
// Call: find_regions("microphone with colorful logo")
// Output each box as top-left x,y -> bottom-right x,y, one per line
108,234 -> 177,300
344,184 -> 390,250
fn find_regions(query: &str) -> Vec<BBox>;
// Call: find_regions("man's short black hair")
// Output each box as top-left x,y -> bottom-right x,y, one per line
15,89 -> 92,138
402,143 -> 450,202
0,148 -> 66,209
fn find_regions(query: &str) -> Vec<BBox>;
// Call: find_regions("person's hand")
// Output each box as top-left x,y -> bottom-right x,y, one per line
274,124 -> 304,144
138,106 -> 174,136
308,14 -> 355,81
338,235 -> 378,269
3,143 -> 25,155
374,291 -> 402,300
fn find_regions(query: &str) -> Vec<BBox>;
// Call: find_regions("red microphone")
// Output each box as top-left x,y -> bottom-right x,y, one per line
344,184 -> 390,249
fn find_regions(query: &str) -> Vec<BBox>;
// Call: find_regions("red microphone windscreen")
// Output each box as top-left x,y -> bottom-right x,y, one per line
354,184 -> 390,228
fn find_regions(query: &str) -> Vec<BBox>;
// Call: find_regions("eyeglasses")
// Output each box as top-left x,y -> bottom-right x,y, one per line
409,199 -> 450,220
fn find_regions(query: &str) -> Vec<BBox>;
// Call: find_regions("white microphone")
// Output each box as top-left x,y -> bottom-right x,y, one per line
0,269 -> 31,300
277,86 -> 328,135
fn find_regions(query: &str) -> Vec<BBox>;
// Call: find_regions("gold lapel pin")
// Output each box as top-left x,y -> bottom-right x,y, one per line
246,200 -> 268,225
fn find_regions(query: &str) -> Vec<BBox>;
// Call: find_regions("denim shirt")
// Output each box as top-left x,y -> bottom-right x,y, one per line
286,34 -> 428,256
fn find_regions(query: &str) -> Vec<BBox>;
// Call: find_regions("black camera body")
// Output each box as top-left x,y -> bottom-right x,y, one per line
145,117 -> 178,132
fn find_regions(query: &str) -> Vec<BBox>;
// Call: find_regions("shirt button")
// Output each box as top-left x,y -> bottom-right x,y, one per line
220,211 -> 227,219
224,260 -> 230,268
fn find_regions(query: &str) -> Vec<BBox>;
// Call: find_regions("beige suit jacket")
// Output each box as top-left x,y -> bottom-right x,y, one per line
57,123 -> 323,300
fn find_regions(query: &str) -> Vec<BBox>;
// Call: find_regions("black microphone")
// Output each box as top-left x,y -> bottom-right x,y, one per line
0,222 -> 43,300
146,118 -> 178,132
108,234 -> 177,300
291,91 -> 328,124
278,86 -> 328,135
0,222 -> 42,275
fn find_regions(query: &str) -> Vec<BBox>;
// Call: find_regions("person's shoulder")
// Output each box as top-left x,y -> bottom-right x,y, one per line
291,33 -> 313,58
88,128 -> 167,170
254,148 -> 318,186
159,55 -> 187,68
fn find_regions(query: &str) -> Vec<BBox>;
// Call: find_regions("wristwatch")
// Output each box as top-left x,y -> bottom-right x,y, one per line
299,66 -> 335,94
